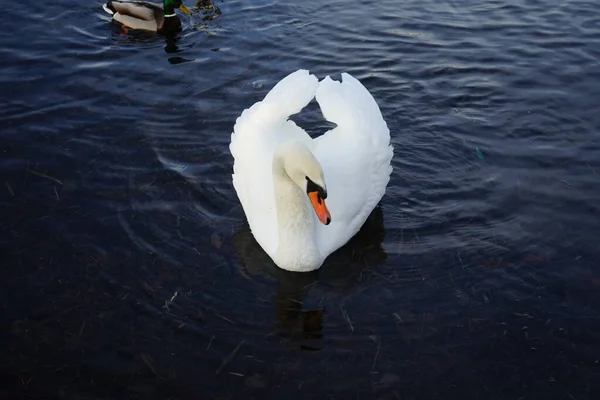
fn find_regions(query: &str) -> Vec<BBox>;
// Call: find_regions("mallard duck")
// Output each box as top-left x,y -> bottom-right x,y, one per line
230,70 -> 394,272
101,0 -> 191,33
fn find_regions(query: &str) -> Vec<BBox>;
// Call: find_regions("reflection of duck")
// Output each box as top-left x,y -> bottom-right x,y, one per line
102,0 -> 191,33
233,206 -> 387,350
230,70 -> 393,272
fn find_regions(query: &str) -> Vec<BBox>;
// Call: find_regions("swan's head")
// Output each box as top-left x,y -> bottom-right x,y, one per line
276,141 -> 331,225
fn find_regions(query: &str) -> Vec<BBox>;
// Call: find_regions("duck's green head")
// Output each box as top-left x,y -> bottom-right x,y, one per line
164,0 -> 191,15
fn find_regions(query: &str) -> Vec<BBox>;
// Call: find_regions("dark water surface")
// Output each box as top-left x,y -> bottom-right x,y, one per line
2,0 -> 600,398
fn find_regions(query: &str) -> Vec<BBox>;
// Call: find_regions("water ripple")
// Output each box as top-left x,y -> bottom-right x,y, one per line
3,0 -> 600,397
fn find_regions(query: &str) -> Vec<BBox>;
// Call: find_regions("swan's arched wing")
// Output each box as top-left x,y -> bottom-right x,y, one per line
313,74 -> 394,257
230,70 -> 319,256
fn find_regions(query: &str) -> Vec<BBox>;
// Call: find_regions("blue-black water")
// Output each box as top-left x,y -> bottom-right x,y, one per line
2,0 -> 600,398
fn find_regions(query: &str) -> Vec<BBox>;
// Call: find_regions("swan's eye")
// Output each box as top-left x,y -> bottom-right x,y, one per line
306,177 -> 327,199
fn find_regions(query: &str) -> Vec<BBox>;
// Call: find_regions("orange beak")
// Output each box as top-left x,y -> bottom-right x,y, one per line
308,191 -> 331,225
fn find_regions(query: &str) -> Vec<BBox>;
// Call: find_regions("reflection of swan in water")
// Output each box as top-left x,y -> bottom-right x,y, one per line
233,206 -> 387,350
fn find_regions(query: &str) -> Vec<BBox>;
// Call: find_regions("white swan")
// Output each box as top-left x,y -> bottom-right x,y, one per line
230,70 -> 393,272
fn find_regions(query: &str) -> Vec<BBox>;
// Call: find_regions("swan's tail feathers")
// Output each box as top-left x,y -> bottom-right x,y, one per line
262,69 -> 319,120
316,73 -> 389,140
102,2 -> 116,15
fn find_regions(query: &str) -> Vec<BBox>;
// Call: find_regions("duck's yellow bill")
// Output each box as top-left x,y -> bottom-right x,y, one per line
179,4 -> 191,15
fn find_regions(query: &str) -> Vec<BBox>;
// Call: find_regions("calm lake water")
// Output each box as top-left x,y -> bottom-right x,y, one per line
2,0 -> 600,398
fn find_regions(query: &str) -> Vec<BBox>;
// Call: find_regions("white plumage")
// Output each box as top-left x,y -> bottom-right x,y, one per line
230,70 -> 393,272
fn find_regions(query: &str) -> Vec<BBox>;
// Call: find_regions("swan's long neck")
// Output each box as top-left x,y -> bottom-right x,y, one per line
272,157 -> 322,272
